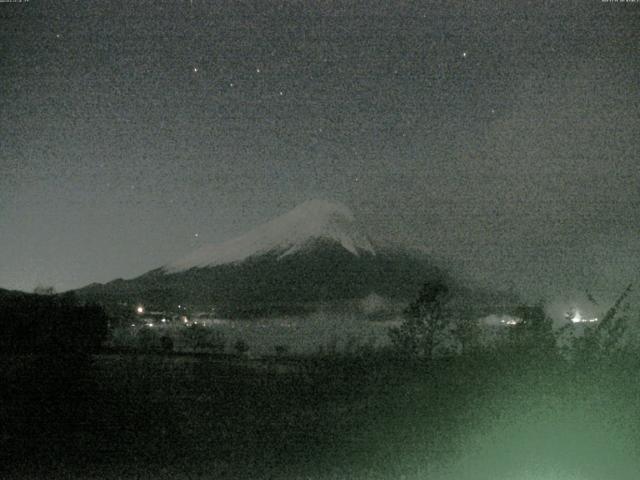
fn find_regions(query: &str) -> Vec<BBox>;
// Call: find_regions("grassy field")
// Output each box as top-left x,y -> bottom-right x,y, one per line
2,346 -> 640,479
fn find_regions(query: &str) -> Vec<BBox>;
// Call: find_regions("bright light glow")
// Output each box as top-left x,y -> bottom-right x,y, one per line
136,305 -> 144,314
499,316 -> 520,326
161,318 -> 166,323
570,309 -> 598,324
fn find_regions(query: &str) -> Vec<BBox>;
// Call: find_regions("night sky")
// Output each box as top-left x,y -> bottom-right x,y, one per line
1,1 -> 639,304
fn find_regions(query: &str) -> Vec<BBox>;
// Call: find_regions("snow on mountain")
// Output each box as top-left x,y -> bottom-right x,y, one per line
164,200 -> 375,272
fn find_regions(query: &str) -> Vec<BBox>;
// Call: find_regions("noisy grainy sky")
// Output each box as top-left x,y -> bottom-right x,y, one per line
1,1 -> 638,303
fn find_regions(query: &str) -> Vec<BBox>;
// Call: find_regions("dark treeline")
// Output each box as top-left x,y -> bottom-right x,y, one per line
0,289 -> 108,354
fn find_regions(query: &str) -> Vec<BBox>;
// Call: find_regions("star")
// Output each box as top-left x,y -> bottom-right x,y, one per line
193,67 -> 198,73
462,51 -> 467,58
256,68 -> 261,73
194,233 -> 199,238
279,91 -> 284,96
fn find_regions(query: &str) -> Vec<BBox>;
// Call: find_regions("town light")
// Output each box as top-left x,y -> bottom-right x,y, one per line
570,309 -> 598,324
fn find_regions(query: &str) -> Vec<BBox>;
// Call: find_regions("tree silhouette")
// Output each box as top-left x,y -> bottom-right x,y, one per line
508,302 -> 555,356
389,281 -> 449,359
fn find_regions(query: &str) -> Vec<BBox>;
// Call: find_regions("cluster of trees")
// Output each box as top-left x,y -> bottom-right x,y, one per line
0,290 -> 108,354
389,280 -> 636,362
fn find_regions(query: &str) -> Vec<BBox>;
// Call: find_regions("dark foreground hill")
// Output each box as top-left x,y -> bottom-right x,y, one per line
0,288 -> 108,353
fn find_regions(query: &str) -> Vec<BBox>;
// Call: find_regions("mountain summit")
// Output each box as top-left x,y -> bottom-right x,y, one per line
165,199 -> 375,272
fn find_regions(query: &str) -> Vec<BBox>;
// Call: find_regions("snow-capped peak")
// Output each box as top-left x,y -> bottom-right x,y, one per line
164,199 -> 375,272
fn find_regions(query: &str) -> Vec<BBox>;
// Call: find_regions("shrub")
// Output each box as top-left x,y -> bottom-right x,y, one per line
234,339 -> 249,356
160,335 -> 174,353
183,325 -> 226,352
274,345 -> 289,356
137,326 -> 159,350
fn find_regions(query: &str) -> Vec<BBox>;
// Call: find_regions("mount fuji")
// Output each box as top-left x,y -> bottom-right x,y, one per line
77,200 -> 510,318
